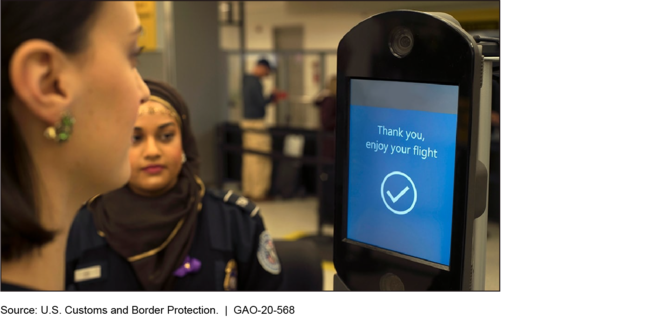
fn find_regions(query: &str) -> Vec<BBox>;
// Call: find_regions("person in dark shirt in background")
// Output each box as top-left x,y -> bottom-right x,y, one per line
314,76 -> 337,226
314,76 -> 337,159
243,59 -> 277,120
240,59 -> 285,201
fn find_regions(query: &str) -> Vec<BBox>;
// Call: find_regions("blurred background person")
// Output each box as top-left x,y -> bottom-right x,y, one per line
1,1 -> 149,291
66,80 -> 283,291
314,76 -> 337,225
240,58 -> 285,201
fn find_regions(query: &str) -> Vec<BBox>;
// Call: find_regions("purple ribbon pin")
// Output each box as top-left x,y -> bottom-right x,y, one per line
173,256 -> 201,277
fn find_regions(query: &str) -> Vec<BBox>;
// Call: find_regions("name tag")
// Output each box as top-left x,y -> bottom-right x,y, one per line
74,265 -> 101,283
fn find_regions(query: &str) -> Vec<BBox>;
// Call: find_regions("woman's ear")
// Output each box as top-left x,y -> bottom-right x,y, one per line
9,39 -> 77,126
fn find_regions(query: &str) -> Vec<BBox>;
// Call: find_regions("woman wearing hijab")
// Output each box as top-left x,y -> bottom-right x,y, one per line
65,80 -> 283,291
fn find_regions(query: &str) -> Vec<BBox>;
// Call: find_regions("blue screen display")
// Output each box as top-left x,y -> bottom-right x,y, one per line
347,79 -> 459,268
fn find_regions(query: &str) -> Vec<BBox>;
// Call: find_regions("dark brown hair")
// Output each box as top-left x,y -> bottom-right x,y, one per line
1,2 -> 102,261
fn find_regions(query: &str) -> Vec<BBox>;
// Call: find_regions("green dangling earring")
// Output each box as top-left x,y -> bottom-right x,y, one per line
44,113 -> 75,143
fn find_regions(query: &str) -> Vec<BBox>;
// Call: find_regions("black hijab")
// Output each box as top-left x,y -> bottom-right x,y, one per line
88,80 -> 204,290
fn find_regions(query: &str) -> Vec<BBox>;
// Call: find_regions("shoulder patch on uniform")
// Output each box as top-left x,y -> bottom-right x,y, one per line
257,231 -> 281,275
209,189 -> 261,218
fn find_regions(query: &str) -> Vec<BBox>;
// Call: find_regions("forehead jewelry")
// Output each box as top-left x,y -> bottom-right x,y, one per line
140,96 -> 182,129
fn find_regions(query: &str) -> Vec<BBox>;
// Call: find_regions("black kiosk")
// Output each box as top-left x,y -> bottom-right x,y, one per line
333,11 -> 490,291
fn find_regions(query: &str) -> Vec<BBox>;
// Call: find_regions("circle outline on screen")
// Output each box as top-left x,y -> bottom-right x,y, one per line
380,171 -> 418,215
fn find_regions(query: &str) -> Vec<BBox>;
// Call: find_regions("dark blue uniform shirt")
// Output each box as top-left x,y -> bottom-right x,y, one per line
65,190 -> 283,291
1,283 -> 34,291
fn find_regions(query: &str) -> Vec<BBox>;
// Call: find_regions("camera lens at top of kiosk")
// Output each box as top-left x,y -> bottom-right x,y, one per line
389,27 -> 414,58
399,35 -> 412,48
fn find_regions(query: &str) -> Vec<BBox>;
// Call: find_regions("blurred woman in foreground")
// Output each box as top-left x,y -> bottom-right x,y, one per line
1,2 -> 149,291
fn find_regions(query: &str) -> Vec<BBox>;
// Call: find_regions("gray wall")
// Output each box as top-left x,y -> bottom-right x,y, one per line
172,1 -> 228,188
137,52 -> 165,82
